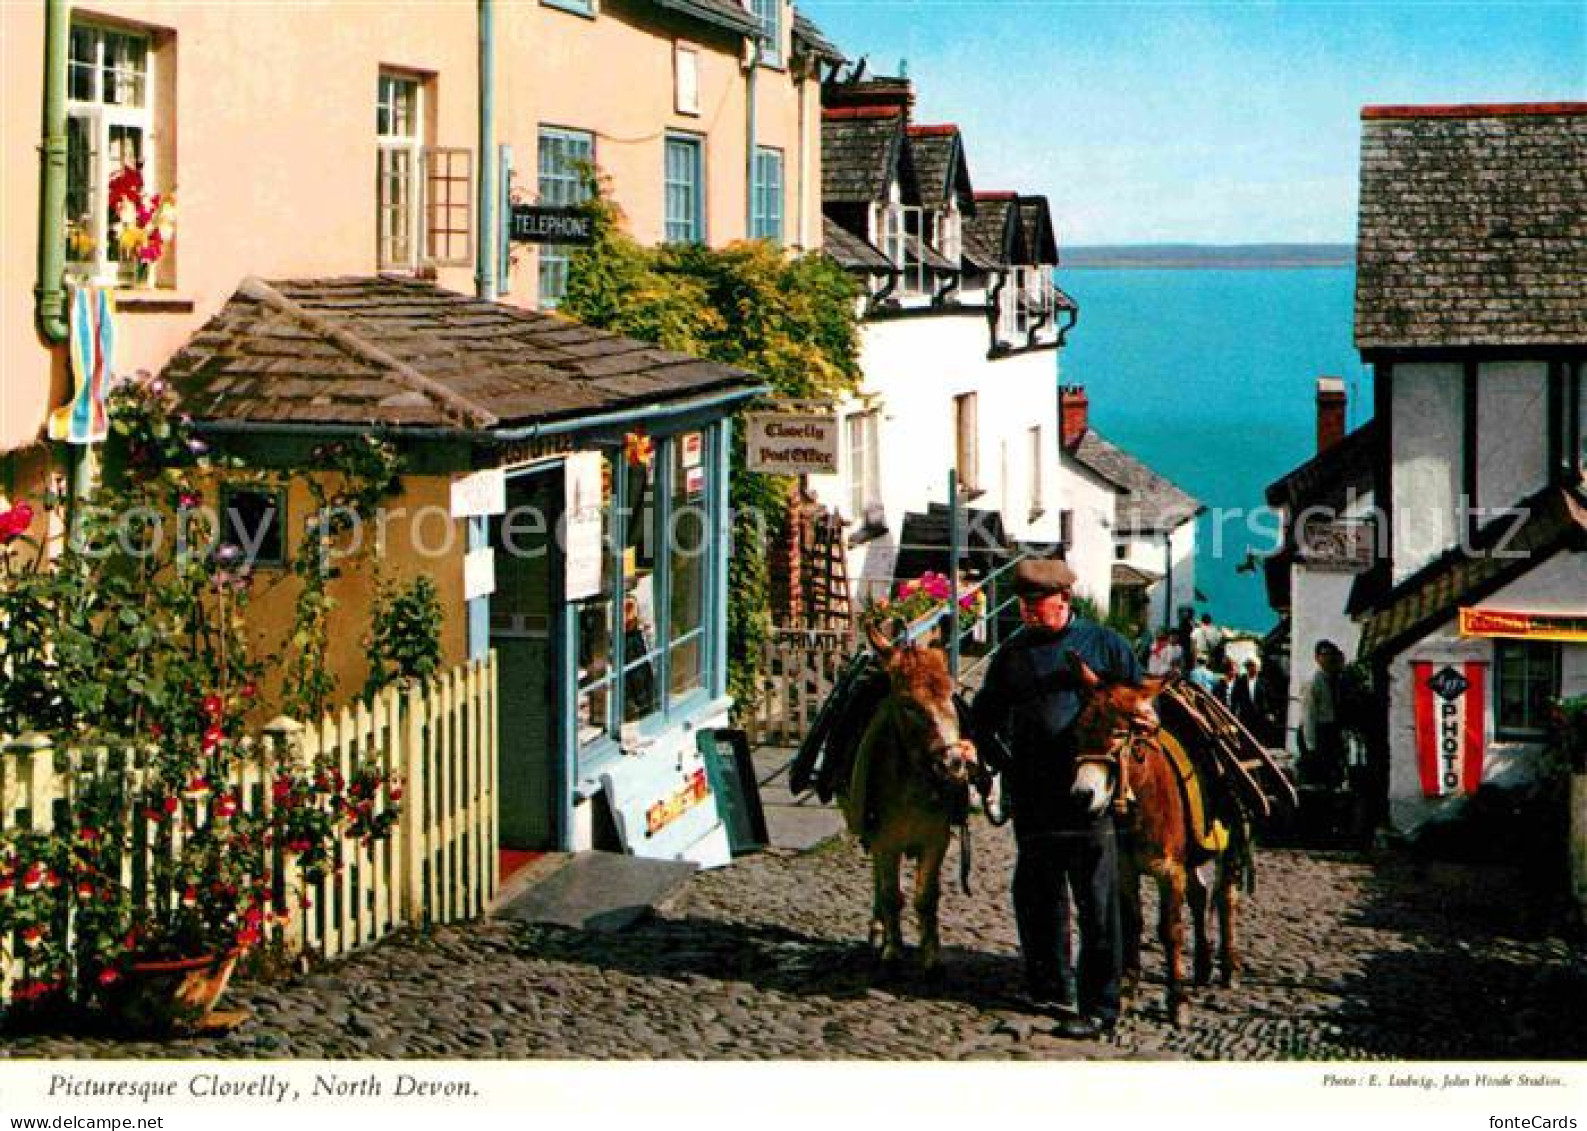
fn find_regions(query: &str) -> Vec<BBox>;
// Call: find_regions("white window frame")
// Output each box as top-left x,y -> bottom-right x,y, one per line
377,71 -> 424,272
674,42 -> 701,116
66,21 -> 155,287
537,125 -> 595,307
845,408 -> 883,530
954,392 -> 980,494
1028,425 -> 1046,519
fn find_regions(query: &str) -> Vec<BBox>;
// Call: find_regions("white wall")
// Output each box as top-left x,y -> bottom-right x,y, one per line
1117,521 -> 1196,631
1391,362 -> 1463,582
808,312 -> 1064,603
1385,549 -> 1587,834
1476,361 -> 1549,518
1286,569 -> 1365,754
1055,457 -> 1119,614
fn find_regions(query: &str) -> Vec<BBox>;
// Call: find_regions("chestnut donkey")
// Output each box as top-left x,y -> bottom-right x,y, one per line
841,623 -> 979,969
1068,659 -> 1245,1025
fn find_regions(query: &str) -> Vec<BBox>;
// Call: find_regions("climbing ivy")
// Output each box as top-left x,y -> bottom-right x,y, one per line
560,183 -> 864,713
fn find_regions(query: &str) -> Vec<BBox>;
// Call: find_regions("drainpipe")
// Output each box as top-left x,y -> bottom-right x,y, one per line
795,59 -> 807,247
35,0 -> 69,343
1056,305 -> 1079,347
745,35 -> 760,239
475,0 -> 497,301
1161,530 -> 1174,631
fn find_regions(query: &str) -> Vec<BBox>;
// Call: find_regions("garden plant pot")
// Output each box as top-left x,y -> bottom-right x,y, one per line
111,949 -> 242,1035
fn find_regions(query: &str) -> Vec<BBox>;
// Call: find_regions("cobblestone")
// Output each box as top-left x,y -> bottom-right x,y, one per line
5,823 -> 1583,1060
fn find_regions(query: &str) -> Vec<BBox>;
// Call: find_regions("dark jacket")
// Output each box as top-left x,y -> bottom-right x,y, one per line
971,617 -> 1142,834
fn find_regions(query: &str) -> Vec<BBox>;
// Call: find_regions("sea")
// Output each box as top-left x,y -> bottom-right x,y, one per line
1054,264 -> 1373,635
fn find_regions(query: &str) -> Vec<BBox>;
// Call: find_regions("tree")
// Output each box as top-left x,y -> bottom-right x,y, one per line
560,187 -> 863,711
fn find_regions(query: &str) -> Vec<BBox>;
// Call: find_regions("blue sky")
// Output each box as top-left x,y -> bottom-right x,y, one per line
799,1 -> 1587,243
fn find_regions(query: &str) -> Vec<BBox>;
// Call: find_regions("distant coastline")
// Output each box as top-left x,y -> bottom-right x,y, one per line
1063,243 -> 1355,270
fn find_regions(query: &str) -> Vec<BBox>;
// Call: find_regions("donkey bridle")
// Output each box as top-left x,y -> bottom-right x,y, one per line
1075,722 -> 1156,816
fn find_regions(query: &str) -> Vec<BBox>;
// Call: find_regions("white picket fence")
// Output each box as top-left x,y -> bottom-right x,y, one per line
1,653 -> 498,999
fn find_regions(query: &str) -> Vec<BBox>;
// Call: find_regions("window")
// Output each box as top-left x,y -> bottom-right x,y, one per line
1495,640 -> 1560,739
664,134 -> 705,244
934,207 -> 962,266
668,434 -> 708,698
845,409 -> 883,532
579,431 -> 718,749
954,393 -> 979,494
674,43 -> 700,115
1028,425 -> 1045,518
377,72 -> 423,270
880,202 -> 904,270
66,22 -> 157,286
537,126 -> 594,306
901,205 -> 928,295
750,0 -> 782,66
219,487 -> 285,568
751,147 -> 784,244
425,148 -> 473,266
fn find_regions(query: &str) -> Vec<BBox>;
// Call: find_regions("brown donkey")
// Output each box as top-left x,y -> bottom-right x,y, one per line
841,623 -> 978,969
1069,659 -> 1245,1026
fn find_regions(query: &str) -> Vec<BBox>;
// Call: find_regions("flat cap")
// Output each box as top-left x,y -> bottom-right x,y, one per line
1013,557 -> 1077,596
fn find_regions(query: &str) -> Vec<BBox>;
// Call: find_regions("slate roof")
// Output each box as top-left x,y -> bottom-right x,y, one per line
964,194 -> 1025,271
650,0 -> 759,38
906,232 -> 956,272
906,126 -> 974,210
822,216 -> 893,273
1355,103 -> 1587,350
1019,197 -> 1060,264
792,9 -> 843,61
1265,420 -> 1380,514
1113,562 -> 1163,588
1357,485 -> 1587,659
1066,428 -> 1202,535
163,276 -> 760,432
893,503 -> 1012,582
822,109 -> 906,204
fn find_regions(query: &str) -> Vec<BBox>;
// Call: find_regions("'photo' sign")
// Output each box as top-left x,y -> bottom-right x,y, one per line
745,412 -> 839,475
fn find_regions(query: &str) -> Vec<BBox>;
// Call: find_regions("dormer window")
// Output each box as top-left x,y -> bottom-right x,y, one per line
749,0 -> 782,66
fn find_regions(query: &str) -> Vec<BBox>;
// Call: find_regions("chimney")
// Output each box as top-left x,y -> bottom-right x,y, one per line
1060,385 -> 1089,446
1316,376 -> 1347,453
822,76 -> 915,119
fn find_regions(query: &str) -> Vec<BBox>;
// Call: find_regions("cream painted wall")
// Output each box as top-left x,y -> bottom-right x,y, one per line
1390,362 -> 1462,583
1385,549 -> 1587,835
1119,522 -> 1196,631
496,0 -> 821,308
2,2 -> 479,466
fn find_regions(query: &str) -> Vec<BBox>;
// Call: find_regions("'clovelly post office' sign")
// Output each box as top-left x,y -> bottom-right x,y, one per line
509,204 -> 594,246
745,412 -> 839,474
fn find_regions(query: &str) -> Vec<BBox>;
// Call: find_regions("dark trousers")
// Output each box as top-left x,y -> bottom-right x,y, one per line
1012,820 -> 1122,1022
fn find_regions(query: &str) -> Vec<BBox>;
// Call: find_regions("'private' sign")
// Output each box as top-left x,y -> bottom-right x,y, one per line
745,412 -> 839,475
509,205 -> 594,246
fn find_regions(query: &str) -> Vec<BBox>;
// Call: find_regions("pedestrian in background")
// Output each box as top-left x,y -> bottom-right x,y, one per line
971,557 -> 1140,1039
1147,629 -> 1181,676
1187,653 -> 1219,695
1300,640 -> 1346,791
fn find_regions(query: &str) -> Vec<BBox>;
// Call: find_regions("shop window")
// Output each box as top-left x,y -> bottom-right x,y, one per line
537,126 -> 594,307
668,433 -> 708,698
219,486 -> 285,568
66,21 -> 167,288
1495,640 -> 1560,740
576,595 -> 615,746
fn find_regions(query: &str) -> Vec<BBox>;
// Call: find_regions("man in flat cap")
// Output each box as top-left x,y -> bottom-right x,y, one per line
972,556 -> 1140,1038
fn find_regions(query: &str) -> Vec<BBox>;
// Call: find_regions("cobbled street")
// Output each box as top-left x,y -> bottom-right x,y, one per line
7,821 -> 1583,1062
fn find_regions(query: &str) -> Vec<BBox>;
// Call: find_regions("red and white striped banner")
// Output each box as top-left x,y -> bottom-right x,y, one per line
1412,661 -> 1487,798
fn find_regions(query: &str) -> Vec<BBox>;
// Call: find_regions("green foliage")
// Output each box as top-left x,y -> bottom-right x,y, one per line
364,574 -> 444,698
560,178 -> 864,714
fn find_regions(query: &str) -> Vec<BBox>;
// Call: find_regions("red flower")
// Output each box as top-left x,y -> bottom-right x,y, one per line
202,694 -> 224,719
0,875 -> 13,898
76,879 -> 95,900
181,885 -> 198,908
0,502 -> 33,543
149,722 -> 164,739
236,925 -> 261,949
21,925 -> 45,947
201,724 -> 224,753
241,681 -> 258,700
184,775 -> 211,798
388,783 -> 405,802
98,968 -> 122,988
77,826 -> 101,843
22,862 -> 46,892
163,796 -> 180,816
215,793 -> 240,819
108,164 -> 143,216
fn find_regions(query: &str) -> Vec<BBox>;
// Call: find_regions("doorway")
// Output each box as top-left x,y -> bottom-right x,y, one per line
490,468 -> 564,850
